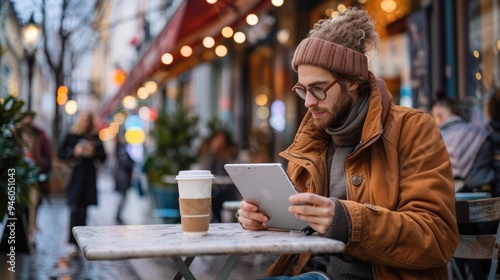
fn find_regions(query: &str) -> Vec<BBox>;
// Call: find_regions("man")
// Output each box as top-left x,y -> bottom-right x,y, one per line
431,91 -> 495,193
237,7 -> 458,279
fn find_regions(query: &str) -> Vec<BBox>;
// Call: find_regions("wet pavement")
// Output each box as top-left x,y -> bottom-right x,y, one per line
0,169 -> 274,280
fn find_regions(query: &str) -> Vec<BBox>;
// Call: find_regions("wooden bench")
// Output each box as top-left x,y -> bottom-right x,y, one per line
453,197 -> 500,280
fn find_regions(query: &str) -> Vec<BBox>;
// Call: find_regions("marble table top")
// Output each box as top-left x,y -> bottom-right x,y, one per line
73,223 -> 345,260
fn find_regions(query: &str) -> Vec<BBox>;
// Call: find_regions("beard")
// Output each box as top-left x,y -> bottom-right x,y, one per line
311,91 -> 353,130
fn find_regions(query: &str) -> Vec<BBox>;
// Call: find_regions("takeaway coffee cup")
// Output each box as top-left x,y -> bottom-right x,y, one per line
175,170 -> 214,236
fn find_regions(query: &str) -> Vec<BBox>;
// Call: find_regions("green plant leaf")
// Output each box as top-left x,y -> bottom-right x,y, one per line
143,99 -> 199,187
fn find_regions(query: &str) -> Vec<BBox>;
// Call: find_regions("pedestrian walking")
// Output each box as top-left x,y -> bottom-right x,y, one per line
58,111 -> 107,257
114,131 -> 135,224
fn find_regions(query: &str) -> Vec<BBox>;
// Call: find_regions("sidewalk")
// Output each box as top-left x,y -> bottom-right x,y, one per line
0,169 -> 274,279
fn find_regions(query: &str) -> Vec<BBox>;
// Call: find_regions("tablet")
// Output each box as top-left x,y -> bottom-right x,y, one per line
224,163 -> 309,232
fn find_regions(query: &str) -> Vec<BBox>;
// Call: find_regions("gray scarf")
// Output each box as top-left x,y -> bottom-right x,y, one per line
325,92 -> 370,198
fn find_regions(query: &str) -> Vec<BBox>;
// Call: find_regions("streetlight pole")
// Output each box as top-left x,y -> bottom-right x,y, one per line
26,51 -> 35,110
22,15 -> 42,111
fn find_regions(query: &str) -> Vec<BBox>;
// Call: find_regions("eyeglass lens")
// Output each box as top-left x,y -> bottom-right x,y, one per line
293,77 -> 341,101
294,87 -> 325,100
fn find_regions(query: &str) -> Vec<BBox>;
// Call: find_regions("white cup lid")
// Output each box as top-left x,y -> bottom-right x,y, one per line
175,170 -> 214,180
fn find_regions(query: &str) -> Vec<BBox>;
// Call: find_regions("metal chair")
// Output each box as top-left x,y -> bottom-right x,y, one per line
453,197 -> 500,280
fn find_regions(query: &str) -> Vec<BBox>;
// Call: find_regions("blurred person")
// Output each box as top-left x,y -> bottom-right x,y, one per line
58,111 -> 107,257
236,7 -> 458,279
431,90 -> 495,193
114,130 -> 135,224
197,130 -> 241,222
19,114 -> 52,247
431,91 -> 495,279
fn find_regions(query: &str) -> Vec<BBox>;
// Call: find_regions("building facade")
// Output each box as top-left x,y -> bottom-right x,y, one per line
98,0 -> 500,162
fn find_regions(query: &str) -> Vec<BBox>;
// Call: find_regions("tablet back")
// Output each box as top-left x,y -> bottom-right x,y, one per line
224,163 -> 309,232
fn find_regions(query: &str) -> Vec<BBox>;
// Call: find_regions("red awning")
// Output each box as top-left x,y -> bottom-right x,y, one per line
98,1 -> 187,120
99,0 -> 270,121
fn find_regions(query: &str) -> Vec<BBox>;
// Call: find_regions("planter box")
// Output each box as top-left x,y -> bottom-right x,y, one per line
148,185 -> 180,224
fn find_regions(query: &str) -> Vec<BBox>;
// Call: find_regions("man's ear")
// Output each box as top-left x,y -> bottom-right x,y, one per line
348,81 -> 359,92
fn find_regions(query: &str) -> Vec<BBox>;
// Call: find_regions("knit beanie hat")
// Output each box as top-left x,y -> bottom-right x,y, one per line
291,37 -> 369,82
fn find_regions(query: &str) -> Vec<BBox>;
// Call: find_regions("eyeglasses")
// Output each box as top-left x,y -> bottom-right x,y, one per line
292,77 -> 341,100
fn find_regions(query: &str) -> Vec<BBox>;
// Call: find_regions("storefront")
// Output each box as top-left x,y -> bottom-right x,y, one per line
103,0 -> 499,163
457,0 -> 499,123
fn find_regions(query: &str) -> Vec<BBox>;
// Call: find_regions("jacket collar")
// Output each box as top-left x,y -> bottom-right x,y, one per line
359,73 -> 392,148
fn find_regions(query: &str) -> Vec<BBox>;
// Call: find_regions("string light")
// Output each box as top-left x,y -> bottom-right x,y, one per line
137,87 -> 149,99
203,37 -> 215,48
161,53 -> 173,65
144,80 -> 158,93
271,0 -> 284,7
180,45 -> 193,57
221,27 -> 233,38
246,14 -> 259,26
215,45 -> 228,57
122,95 -> 138,110
233,31 -> 246,44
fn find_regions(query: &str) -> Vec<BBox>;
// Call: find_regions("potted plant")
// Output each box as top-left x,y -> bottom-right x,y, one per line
0,96 -> 39,252
143,98 -> 199,222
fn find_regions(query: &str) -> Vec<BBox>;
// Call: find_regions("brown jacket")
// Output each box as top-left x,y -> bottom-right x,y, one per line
266,76 -> 458,279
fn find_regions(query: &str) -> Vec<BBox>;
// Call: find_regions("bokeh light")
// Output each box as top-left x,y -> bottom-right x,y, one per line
203,37 -> 215,48
221,27 -> 233,38
180,45 -> 193,57
122,95 -> 138,110
256,106 -> 269,120
234,32 -> 246,44
65,100 -> 78,115
125,127 -> 145,144
246,14 -> 259,26
215,45 -> 228,57
161,53 -> 173,65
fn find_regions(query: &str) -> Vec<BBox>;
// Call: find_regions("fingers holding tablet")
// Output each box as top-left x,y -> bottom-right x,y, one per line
237,200 -> 269,230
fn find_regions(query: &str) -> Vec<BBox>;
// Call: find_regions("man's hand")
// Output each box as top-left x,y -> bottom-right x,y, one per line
288,193 -> 335,235
236,200 -> 268,230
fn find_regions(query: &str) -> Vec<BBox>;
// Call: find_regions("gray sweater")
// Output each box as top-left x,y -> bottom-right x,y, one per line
440,116 -> 495,191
